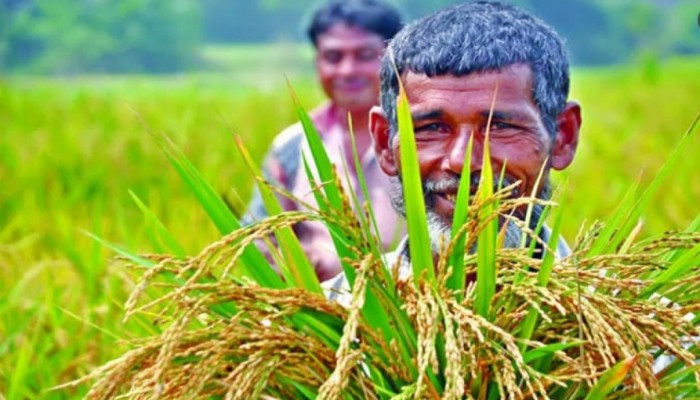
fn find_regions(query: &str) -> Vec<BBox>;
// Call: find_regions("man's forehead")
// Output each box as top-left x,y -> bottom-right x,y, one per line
399,63 -> 534,94
317,23 -> 385,49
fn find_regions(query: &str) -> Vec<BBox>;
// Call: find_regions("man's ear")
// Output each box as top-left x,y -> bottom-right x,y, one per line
369,106 -> 399,176
551,101 -> 581,170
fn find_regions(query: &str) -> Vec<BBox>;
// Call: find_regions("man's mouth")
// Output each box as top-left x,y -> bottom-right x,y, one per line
430,174 -> 521,207
335,78 -> 368,91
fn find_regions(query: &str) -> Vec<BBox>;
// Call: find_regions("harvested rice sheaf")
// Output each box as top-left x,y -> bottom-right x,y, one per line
70,110 -> 700,398
70,188 -> 700,399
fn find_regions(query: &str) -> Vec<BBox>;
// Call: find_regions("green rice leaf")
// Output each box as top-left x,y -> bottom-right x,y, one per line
523,341 -> 584,364
153,133 -> 238,235
128,190 -> 186,258
525,204 -> 550,261
585,181 -> 639,257
658,363 -> 700,386
291,90 -> 417,380
663,213 -> 700,264
592,112 -> 698,257
286,379 -> 318,400
300,155 -> 357,281
642,241 -> 700,298
83,230 -> 156,268
235,136 -> 322,294
448,135 -> 474,300
286,80 -> 343,209
538,197 -> 566,286
346,116 -> 395,289
151,131 -> 284,289
396,76 -> 435,286
293,103 -> 360,289
475,88 -> 499,319
518,201 -> 565,348
584,355 -> 638,400
520,162 -> 549,249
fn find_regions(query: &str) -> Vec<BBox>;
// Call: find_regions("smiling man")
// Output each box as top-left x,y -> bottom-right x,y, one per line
244,0 -> 404,281
372,0 -> 580,255
324,1 -> 581,297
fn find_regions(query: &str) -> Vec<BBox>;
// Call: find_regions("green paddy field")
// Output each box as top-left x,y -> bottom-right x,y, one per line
1,55 -> 698,398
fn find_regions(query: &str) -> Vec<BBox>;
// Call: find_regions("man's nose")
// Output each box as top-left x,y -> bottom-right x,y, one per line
445,129 -> 483,175
337,56 -> 357,75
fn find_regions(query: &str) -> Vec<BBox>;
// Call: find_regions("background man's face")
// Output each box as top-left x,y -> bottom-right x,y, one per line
315,23 -> 385,112
371,64 -> 579,241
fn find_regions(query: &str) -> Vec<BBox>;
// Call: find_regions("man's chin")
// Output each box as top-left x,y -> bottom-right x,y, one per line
427,212 -> 453,254
333,95 -> 374,111
389,176 -> 549,256
426,212 -> 526,255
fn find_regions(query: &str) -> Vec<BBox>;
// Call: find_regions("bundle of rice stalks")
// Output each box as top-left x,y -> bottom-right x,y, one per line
65,95 -> 699,399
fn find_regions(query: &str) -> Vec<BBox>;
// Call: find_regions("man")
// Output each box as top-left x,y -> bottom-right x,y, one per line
243,0 -> 404,281
324,1 -> 581,297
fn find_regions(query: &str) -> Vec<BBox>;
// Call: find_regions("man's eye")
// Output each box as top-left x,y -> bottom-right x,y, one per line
489,121 -> 514,130
414,123 -> 450,140
415,123 -> 446,133
322,51 -> 342,63
356,48 -> 380,61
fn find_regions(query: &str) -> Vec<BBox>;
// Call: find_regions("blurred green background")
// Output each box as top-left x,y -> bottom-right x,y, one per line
1,0 -> 699,398
2,0 -> 699,73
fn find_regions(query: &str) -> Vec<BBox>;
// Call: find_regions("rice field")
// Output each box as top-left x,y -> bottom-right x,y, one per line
0,55 -> 698,398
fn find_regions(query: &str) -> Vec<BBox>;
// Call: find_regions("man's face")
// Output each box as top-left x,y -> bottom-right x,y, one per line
370,64 -> 580,245
315,23 -> 385,112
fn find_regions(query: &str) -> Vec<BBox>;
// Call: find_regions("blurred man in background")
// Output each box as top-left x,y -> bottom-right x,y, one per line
243,0 -> 404,281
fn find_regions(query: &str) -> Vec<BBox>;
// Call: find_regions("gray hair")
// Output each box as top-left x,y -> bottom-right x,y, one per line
379,1 -> 570,141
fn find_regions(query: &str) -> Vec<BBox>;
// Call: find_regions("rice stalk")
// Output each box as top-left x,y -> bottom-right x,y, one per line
68,99 -> 700,399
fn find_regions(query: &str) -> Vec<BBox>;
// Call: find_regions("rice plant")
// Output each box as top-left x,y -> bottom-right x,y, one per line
62,86 -> 700,399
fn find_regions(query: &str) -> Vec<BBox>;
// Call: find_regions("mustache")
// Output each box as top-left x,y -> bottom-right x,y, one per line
423,172 -> 521,203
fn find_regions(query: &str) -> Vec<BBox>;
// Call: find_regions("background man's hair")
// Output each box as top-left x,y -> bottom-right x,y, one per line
380,1 -> 570,141
307,0 -> 403,47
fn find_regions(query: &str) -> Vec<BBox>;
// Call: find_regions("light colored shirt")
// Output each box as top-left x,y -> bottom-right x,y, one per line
243,102 -> 405,281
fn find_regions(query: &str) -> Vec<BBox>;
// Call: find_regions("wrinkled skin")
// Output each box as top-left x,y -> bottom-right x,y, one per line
370,64 -> 581,247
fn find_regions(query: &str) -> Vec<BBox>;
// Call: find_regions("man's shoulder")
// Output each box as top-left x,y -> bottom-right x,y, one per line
269,123 -> 304,152
268,101 -> 335,151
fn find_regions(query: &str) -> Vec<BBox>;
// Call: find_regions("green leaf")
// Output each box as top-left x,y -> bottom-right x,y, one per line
395,75 -> 435,286
584,355 -> 638,400
585,181 -> 640,258
287,80 -> 343,210
235,136 -> 322,295
658,362 -> 700,386
129,190 -> 186,257
523,341 -> 584,364
151,131 -> 284,289
83,230 -> 156,268
590,112 -> 698,257
538,197 -> 566,287
290,82 -> 419,385
287,379 -> 318,399
475,89 -> 498,319
345,117 -> 395,289
642,241 -> 700,298
447,135 -> 474,300
518,201 -> 566,350
154,133 -> 239,235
